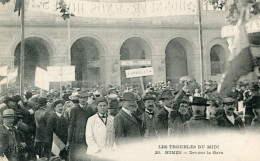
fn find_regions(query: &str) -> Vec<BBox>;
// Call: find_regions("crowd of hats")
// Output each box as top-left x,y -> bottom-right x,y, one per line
1,80 -> 259,109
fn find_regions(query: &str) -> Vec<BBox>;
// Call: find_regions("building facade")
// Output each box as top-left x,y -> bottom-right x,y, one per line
0,0 -> 230,90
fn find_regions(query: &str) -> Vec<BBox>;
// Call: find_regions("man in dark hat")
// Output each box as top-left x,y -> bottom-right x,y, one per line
108,99 -> 119,117
25,91 -> 33,101
34,97 -> 51,159
244,83 -> 260,126
141,93 -> 159,140
67,91 -> 95,161
0,109 -> 26,161
180,97 -> 216,135
155,82 -> 188,138
114,92 -> 142,146
216,97 -> 244,132
248,96 -> 260,133
155,90 -> 174,137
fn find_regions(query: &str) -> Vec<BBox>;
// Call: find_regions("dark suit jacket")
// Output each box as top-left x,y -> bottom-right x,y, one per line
114,109 -> 142,146
35,107 -> 50,142
0,125 -> 24,159
47,112 -> 69,144
67,104 -> 94,144
155,107 -> 169,137
216,112 -> 245,131
155,90 -> 186,137
180,116 -> 216,135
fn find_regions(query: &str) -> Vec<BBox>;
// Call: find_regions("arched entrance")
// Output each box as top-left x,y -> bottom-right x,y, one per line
120,37 -> 152,88
210,45 -> 226,76
165,37 -> 192,84
14,37 -> 52,88
71,37 -> 104,88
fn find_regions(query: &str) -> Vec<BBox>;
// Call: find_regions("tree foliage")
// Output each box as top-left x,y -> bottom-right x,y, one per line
0,0 -> 10,5
57,0 -> 75,20
206,0 -> 260,25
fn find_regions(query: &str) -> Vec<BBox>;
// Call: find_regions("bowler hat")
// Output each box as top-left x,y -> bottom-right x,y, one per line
191,97 -> 209,106
143,93 -> 156,102
12,95 -> 21,103
14,111 -> 23,118
62,93 -> 71,101
51,99 -> 64,109
38,97 -> 47,107
77,91 -> 89,98
223,97 -> 235,104
25,91 -> 33,99
120,92 -> 136,101
160,90 -> 173,100
2,109 -> 15,118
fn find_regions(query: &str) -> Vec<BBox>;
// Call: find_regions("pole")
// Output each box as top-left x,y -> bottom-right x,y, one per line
68,14 -> 72,88
6,76 -> 8,90
60,81 -> 62,99
139,77 -> 145,94
198,0 -> 205,97
60,67 -> 62,99
20,0 -> 25,98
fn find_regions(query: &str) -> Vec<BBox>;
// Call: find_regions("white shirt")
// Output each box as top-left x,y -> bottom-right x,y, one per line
56,112 -> 62,118
98,113 -> 107,122
226,115 -> 235,125
145,109 -> 154,119
122,107 -> 132,117
3,124 -> 10,130
163,105 -> 173,113
79,104 -> 84,108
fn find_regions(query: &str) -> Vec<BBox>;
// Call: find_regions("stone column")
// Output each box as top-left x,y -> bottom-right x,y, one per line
150,53 -> 166,84
100,54 -> 121,87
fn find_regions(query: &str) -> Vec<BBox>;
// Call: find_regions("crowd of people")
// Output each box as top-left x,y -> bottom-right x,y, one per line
0,79 -> 259,161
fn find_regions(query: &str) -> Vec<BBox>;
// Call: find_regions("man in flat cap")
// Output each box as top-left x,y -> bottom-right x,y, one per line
114,92 -> 142,146
216,97 -> 244,132
0,109 -> 26,161
180,97 -> 216,135
141,93 -> 159,140
67,91 -> 95,161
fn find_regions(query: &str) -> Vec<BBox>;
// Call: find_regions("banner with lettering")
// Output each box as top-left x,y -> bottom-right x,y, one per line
28,0 -> 197,18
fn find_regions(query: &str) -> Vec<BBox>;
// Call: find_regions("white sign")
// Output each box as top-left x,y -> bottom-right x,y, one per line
121,60 -> 152,67
0,66 -> 8,76
7,68 -> 18,84
47,66 -> 75,82
0,68 -> 18,85
28,0 -> 197,19
221,19 -> 260,38
125,67 -> 154,78
35,67 -> 49,91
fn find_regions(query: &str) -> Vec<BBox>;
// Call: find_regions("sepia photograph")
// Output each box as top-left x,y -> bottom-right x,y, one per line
0,0 -> 260,161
